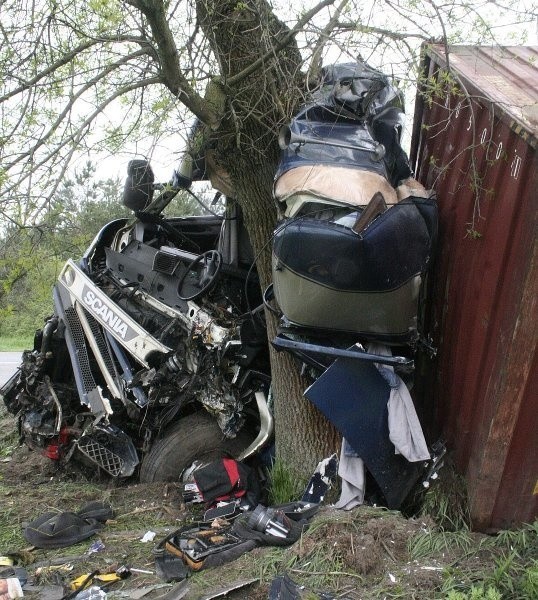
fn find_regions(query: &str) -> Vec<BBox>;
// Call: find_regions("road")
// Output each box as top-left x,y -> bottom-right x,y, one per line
0,352 -> 22,387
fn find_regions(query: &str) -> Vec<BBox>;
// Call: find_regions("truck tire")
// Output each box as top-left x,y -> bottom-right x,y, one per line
139,411 -> 252,483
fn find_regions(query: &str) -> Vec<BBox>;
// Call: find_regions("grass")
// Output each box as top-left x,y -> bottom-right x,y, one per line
407,520 -> 538,599
0,506 -> 26,549
0,336 -> 32,351
267,459 -> 308,505
1,401 -> 536,599
408,528 -> 475,560
0,426 -> 19,459
441,552 -> 538,599
408,469 -> 538,600
418,460 -> 472,531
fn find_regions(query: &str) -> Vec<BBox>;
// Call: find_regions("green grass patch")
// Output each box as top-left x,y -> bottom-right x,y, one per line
0,505 -> 26,549
0,336 -> 31,351
419,461 -> 471,531
0,427 -> 19,459
408,529 -> 475,560
267,459 -> 308,505
408,520 -> 538,599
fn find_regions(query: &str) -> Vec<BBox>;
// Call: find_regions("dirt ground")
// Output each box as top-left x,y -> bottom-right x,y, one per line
1,403 -> 535,600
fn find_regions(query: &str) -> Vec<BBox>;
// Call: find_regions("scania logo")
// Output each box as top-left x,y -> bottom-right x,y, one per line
82,285 -> 135,341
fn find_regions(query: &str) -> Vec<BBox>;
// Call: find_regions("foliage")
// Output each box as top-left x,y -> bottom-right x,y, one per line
0,336 -> 32,351
0,0 -> 534,224
446,586 -> 502,600
408,520 -> 538,599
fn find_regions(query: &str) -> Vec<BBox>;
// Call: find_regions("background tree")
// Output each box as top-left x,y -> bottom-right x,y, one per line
0,163 -> 124,342
0,161 -> 202,344
0,0 -> 534,475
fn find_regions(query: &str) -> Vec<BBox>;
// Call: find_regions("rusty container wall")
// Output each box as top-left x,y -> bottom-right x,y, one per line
410,45 -> 537,531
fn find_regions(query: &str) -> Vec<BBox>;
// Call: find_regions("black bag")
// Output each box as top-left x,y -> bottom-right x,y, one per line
193,458 -> 260,509
153,502 -> 318,581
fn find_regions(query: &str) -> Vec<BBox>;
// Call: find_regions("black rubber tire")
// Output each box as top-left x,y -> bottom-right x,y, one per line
139,411 -> 252,483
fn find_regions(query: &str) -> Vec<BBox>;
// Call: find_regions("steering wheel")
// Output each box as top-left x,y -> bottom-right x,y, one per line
177,250 -> 223,301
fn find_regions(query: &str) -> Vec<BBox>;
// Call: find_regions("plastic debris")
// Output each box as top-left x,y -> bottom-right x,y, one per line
86,540 -> 105,555
302,454 -> 338,503
0,558 -> 13,567
140,531 -> 156,543
73,586 -> 106,599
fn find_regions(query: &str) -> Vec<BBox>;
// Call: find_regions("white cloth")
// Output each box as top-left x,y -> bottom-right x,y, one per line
388,379 -> 430,462
368,343 -> 430,462
334,439 -> 365,510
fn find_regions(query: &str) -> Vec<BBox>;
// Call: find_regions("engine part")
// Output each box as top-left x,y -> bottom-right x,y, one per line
247,505 -> 292,539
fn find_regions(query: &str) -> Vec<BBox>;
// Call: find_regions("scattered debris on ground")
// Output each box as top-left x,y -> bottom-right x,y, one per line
1,405 -> 536,600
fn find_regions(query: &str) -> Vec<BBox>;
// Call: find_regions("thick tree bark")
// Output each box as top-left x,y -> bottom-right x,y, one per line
195,0 -> 341,476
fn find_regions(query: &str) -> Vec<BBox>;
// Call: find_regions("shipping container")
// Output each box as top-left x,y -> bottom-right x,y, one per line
410,45 -> 537,532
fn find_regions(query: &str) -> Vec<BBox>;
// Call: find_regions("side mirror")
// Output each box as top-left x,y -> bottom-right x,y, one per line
122,159 -> 155,211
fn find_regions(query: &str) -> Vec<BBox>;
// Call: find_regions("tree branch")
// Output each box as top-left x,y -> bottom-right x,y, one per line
307,0 -> 350,86
2,76 -> 162,199
125,0 -> 220,128
0,39 -> 98,102
4,50 -> 156,171
335,21 -> 431,42
0,34 -> 157,103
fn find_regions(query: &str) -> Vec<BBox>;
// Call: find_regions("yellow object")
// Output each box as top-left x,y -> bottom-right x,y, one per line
70,572 -> 121,591
0,556 -> 14,566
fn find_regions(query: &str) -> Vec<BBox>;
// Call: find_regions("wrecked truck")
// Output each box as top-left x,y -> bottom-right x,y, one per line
1,61 -> 439,507
1,182 -> 273,482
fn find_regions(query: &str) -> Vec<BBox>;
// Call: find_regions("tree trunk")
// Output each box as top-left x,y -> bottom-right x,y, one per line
196,0 -> 341,477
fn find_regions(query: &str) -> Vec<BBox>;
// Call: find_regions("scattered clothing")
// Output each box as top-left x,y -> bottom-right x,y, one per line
368,343 -> 430,462
334,441 -> 365,510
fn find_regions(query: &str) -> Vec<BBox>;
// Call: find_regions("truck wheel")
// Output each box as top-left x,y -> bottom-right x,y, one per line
139,411 -> 252,483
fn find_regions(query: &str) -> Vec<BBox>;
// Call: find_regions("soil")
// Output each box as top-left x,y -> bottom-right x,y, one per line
0,403 -> 511,600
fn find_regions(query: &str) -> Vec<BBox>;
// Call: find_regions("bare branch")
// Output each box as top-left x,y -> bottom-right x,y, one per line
0,34 -> 157,103
0,39 -> 97,102
2,76 -> 162,199
426,0 -> 450,69
307,0 -> 350,85
335,21 -> 431,42
125,0 -> 219,128
5,49 -> 157,171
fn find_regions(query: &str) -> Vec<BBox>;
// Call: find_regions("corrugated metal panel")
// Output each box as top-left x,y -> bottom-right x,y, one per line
411,45 -> 538,531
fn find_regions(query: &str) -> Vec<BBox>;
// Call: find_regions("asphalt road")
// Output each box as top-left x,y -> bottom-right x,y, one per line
0,352 -> 22,387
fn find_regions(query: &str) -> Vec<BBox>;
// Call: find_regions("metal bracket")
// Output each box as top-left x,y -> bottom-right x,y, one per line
272,335 -> 414,368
